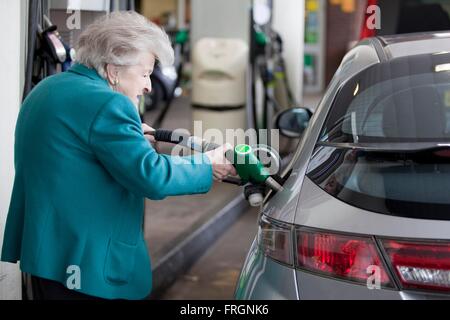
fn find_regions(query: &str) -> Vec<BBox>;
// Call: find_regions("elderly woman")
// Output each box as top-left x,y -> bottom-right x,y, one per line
1,11 -> 236,300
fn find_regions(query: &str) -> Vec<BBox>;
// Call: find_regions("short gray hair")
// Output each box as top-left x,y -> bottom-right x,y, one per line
75,11 -> 174,78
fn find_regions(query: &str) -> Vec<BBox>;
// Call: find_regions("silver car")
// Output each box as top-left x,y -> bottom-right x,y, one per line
235,32 -> 450,300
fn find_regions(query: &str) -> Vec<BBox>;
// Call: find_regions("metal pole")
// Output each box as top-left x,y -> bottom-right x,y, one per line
128,0 -> 135,11
177,0 -> 186,29
23,0 -> 39,100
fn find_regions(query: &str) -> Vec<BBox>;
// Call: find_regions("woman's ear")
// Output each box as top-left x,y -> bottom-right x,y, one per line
105,64 -> 120,86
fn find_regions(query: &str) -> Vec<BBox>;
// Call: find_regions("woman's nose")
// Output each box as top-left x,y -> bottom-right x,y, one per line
143,79 -> 152,94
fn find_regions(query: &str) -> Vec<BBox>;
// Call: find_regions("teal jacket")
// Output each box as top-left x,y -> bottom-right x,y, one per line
1,63 -> 213,299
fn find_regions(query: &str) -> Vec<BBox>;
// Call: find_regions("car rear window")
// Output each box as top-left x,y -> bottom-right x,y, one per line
320,53 -> 450,143
307,52 -> 450,220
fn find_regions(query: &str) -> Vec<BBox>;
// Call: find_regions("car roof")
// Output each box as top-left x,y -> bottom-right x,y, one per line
376,31 -> 450,60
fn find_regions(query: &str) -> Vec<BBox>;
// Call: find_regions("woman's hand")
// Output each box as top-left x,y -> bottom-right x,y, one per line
205,144 -> 238,181
141,123 -> 156,145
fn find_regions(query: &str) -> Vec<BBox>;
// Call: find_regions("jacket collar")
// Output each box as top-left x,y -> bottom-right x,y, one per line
68,63 -> 109,86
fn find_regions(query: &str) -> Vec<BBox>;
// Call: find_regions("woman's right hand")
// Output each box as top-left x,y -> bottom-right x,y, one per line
205,144 -> 238,181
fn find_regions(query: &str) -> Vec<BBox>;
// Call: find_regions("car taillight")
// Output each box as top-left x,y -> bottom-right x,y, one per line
257,215 -> 293,265
257,216 -> 450,293
381,239 -> 450,292
296,228 -> 393,288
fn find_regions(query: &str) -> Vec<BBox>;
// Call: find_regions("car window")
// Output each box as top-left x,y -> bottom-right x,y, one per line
308,52 -> 450,220
320,53 -> 450,143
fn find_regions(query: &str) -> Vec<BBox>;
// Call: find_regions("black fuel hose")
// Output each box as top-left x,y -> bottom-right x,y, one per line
153,129 -> 221,152
153,129 -> 183,144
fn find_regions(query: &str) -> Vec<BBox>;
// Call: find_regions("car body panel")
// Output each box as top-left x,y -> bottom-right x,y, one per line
234,239 -> 298,300
296,270 -> 450,300
296,270 -> 401,300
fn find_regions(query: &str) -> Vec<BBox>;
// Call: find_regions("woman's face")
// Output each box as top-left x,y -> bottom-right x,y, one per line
109,52 -> 156,107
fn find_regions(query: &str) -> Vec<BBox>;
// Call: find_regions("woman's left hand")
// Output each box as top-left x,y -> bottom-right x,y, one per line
142,123 -> 156,145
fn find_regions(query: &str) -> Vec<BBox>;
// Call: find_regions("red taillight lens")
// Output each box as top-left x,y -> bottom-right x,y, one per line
381,239 -> 450,292
258,216 -> 450,293
296,228 -> 392,287
258,215 -> 293,265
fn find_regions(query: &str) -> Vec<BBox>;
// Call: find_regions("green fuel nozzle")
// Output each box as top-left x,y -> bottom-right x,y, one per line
230,144 -> 268,184
226,144 -> 283,193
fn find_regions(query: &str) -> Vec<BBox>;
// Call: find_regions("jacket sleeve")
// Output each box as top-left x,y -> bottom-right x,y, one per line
89,94 -> 213,200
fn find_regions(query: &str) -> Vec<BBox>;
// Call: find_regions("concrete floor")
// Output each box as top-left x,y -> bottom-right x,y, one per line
144,182 -> 241,262
161,207 -> 259,300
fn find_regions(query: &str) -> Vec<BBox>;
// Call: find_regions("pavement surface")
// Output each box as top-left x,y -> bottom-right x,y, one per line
161,207 -> 259,300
